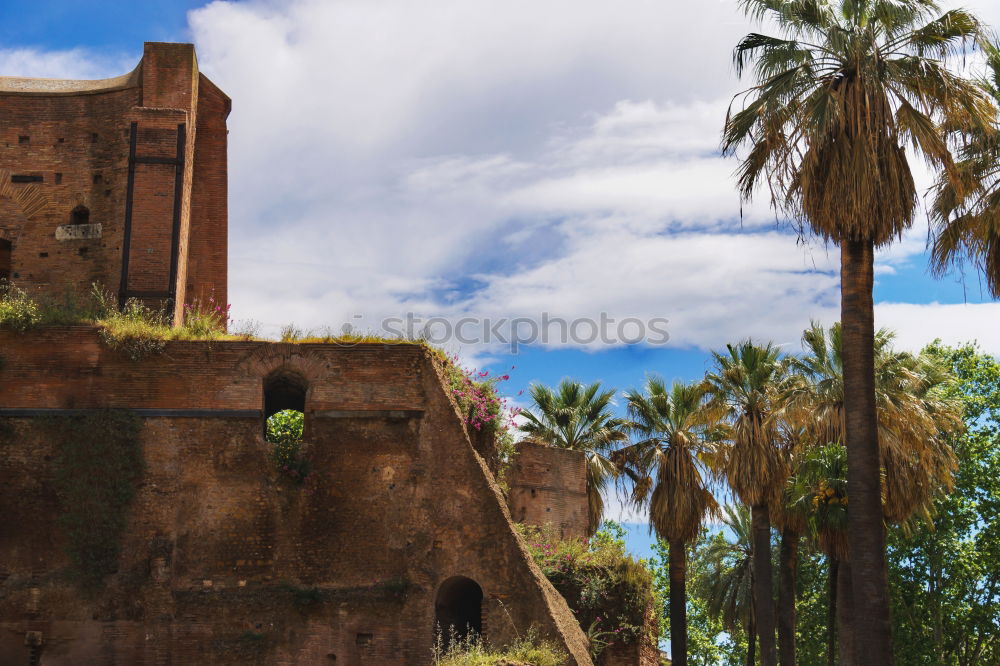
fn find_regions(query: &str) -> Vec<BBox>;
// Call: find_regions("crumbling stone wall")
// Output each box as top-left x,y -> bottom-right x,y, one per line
0,329 -> 592,665
507,442 -> 590,539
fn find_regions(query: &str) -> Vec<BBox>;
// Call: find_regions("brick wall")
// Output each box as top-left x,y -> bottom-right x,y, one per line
0,42 -> 228,320
0,329 -> 593,665
507,442 -> 590,539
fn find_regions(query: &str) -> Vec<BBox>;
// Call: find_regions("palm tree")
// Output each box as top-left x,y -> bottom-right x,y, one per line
768,424 -> 809,666
518,379 -> 628,535
784,323 -> 964,664
722,4 -> 994,661
785,322 -> 962,526
618,378 -> 720,666
932,43 -> 1000,296
704,340 -> 787,666
703,504 -> 757,666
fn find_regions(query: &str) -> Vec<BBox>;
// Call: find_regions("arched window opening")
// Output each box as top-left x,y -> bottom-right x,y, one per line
0,239 -> 11,282
435,576 -> 483,648
70,205 -> 90,225
263,370 -> 308,481
263,370 -> 307,420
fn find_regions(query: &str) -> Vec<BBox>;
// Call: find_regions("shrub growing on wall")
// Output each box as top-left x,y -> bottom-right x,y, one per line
47,409 -> 145,587
517,521 -> 657,654
266,409 -> 309,483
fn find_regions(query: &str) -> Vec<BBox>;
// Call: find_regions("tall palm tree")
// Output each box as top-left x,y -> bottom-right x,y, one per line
932,43 -> 1000,296
704,340 -> 787,666
518,379 -> 628,535
722,4 -> 994,661
784,323 -> 964,664
618,378 -> 720,666
703,504 -> 757,666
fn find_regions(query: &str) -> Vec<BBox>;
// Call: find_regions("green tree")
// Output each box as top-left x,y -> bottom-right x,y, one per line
887,343 -> 1000,665
519,380 -> 628,535
705,340 -> 788,666
619,378 -> 720,666
723,4 -> 995,661
703,505 -> 757,666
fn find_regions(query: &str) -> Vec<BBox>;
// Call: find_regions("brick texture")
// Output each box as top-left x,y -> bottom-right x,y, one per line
507,442 -> 590,539
0,328 -> 593,665
0,42 -> 229,320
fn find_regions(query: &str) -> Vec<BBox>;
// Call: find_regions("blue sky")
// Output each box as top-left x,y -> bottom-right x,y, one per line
4,0 -> 1000,553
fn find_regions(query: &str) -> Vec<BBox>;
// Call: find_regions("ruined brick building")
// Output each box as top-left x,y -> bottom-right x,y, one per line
0,43 -> 596,664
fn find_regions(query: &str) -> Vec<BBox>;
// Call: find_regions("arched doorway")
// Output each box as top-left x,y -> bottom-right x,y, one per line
263,369 -> 307,420
435,576 -> 483,647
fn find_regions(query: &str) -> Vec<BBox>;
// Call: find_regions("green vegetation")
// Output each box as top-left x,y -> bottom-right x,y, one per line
47,409 -> 144,588
432,629 -> 566,666
266,409 -> 309,483
517,521 -> 656,653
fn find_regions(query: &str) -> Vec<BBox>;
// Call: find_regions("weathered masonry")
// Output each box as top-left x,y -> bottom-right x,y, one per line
0,43 -> 593,665
0,42 -> 229,320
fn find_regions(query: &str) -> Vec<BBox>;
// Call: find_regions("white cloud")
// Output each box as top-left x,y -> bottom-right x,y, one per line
2,0 -> 996,360
0,48 -> 129,80
876,302 -> 1000,355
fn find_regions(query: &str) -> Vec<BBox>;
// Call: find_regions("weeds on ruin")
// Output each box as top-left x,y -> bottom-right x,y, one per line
431,626 -> 566,666
431,349 -> 521,489
516,521 -> 658,648
47,409 -> 145,588
0,280 -> 41,331
266,409 -> 311,484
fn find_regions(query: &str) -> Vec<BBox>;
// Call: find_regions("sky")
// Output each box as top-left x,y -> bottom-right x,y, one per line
4,0 -> 1000,541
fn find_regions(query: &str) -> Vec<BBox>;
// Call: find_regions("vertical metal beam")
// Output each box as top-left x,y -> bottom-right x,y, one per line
119,121 -> 138,309
168,123 -> 186,319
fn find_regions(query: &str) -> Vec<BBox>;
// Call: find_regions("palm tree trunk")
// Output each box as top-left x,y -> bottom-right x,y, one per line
837,560 -> 855,666
828,557 -> 838,666
778,528 -> 798,666
669,539 -> 688,666
746,616 -> 757,666
841,237 -> 893,664
751,503 -> 777,666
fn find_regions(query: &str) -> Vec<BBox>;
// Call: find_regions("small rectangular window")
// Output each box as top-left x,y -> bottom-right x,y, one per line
18,136 -> 29,144
55,173 -> 63,184
11,175 -> 43,184
93,174 -> 102,184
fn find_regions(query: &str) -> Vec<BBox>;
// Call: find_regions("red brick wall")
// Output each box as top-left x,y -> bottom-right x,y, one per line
507,442 -> 590,539
0,329 -> 593,665
0,42 -> 228,319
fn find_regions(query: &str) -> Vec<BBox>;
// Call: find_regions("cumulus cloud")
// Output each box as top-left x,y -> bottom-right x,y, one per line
3,0 -> 997,357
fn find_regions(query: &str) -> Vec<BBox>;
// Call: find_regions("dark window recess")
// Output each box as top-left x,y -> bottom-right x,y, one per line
55,173 -> 63,184
92,174 -> 102,185
70,206 -> 90,225
105,189 -> 112,197
355,634 -> 373,646
91,133 -> 98,143
263,370 -> 307,420
18,136 -> 29,144
0,239 -> 11,281
38,252 -> 48,258
11,175 -> 43,184
57,137 -> 65,143
78,247 -> 89,256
